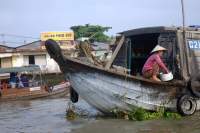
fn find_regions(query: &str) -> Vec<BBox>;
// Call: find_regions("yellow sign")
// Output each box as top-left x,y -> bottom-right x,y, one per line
40,32 -> 74,41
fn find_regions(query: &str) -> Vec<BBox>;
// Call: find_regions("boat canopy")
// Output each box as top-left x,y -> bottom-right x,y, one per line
119,26 -> 200,37
0,65 -> 41,74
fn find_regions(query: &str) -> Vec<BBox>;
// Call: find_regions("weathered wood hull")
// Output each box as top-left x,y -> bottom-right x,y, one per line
67,68 -> 181,113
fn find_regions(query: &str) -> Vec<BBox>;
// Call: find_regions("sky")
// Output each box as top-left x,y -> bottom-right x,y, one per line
0,0 -> 199,47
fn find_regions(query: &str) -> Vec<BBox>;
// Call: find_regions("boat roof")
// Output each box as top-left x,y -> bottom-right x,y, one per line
119,26 -> 200,36
0,65 -> 41,74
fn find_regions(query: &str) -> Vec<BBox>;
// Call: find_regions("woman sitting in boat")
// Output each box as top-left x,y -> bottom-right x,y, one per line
142,45 -> 169,82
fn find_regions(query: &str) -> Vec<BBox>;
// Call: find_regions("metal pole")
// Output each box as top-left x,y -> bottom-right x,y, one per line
181,0 -> 185,28
181,0 -> 191,78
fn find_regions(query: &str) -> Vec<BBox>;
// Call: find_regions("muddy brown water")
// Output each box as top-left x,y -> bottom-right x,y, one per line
0,97 -> 200,133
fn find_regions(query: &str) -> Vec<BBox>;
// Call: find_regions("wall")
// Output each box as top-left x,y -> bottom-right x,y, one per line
45,54 -> 60,73
1,57 -> 12,68
12,53 -> 23,67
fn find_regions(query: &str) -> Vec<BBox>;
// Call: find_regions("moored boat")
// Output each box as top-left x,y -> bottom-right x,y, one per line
45,26 -> 200,115
0,65 -> 70,101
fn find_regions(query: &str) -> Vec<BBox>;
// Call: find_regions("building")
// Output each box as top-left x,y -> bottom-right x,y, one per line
0,45 -> 14,68
14,41 -> 60,73
0,40 -> 76,73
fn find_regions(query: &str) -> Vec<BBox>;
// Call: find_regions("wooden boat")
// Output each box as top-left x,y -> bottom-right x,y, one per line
45,26 -> 200,115
0,66 -> 70,101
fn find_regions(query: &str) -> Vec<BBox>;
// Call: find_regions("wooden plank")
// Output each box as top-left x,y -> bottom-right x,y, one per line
105,36 -> 125,69
187,32 -> 200,39
192,51 -> 200,56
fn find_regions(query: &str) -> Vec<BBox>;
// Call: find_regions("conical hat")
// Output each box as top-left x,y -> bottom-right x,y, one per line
151,45 -> 167,53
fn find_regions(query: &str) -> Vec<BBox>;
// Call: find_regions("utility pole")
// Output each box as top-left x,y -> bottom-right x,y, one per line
181,0 -> 186,28
181,0 -> 191,79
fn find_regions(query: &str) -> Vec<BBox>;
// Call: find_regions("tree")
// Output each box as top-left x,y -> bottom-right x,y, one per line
70,24 -> 112,42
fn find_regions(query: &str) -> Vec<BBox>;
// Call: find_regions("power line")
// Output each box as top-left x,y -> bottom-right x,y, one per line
0,33 -> 39,46
1,41 -> 25,44
0,33 -> 39,39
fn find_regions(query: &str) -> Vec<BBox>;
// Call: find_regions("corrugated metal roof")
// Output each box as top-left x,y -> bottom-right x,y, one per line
0,40 -> 45,53
15,40 -> 41,50
119,26 -> 200,36
0,45 -> 15,53
0,45 -> 14,49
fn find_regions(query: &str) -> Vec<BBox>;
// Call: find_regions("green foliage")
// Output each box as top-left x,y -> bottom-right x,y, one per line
112,107 -> 182,121
70,24 -> 112,42
163,111 -> 182,119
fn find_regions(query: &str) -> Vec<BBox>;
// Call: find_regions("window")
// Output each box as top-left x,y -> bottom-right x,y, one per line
29,55 -> 35,65
24,54 -> 46,66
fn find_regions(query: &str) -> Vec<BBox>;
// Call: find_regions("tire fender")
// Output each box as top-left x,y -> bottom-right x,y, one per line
177,94 -> 197,116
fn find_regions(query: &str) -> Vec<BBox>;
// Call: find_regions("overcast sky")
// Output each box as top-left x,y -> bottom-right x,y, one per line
0,0 -> 199,47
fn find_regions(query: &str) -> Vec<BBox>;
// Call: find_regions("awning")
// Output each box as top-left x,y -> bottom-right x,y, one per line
0,65 -> 41,74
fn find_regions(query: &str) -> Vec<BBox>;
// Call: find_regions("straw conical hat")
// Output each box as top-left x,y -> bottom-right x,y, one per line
151,45 -> 167,53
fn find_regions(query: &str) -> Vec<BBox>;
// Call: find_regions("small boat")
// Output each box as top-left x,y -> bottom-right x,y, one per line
0,65 -> 70,101
45,26 -> 200,115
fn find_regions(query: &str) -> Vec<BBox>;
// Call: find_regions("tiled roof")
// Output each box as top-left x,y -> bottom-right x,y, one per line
15,40 -> 41,50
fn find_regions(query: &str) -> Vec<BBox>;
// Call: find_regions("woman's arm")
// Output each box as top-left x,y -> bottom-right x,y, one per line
155,54 -> 169,73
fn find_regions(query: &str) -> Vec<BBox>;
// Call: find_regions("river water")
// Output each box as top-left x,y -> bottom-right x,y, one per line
1,97 -> 200,133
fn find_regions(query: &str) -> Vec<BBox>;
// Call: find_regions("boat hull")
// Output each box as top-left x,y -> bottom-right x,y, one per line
67,69 -> 180,113
45,39 -> 200,114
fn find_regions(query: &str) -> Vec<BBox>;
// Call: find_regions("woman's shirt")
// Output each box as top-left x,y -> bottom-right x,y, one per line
142,53 -> 169,74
